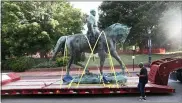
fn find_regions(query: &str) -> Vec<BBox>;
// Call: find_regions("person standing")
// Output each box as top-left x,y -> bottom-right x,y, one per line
136,62 -> 148,101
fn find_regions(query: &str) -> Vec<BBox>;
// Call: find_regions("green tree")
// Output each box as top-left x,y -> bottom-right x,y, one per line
1,1 -> 23,59
99,1 -> 180,51
1,1 -> 85,59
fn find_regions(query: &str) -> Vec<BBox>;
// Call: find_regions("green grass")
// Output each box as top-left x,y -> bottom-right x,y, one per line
80,54 -> 165,67
29,52 -> 182,70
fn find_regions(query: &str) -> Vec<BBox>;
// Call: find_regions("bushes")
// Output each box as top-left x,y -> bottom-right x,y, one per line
12,57 -> 36,72
33,58 -> 49,65
32,57 -> 69,68
33,61 -> 57,68
2,57 -> 55,71
2,59 -> 17,71
2,57 -> 35,72
2,56 -> 71,72
55,53 -> 86,67
56,56 -> 69,67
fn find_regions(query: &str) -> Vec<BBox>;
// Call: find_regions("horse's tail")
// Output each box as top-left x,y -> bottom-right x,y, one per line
51,36 -> 67,60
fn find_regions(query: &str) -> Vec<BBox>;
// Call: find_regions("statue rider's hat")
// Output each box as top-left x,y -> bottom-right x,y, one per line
90,9 -> 96,13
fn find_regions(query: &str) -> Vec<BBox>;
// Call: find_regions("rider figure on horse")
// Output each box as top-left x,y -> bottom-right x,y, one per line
86,9 -> 101,49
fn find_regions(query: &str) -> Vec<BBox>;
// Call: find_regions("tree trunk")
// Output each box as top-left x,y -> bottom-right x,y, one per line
40,52 -> 44,58
40,51 -> 48,58
1,53 -> 6,60
123,44 -> 127,52
45,53 -> 48,59
139,43 -> 144,53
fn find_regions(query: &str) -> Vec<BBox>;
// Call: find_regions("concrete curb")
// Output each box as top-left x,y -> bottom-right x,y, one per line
1,72 -> 21,85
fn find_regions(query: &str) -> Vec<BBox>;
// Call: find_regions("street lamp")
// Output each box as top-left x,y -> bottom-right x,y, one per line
132,46 -> 135,71
181,7 -> 182,51
147,28 -> 152,67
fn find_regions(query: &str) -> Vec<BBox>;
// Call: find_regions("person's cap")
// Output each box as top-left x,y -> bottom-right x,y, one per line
138,62 -> 144,67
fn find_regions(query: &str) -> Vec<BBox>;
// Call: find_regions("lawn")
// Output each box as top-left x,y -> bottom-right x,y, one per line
80,54 -> 165,67
29,52 -> 181,71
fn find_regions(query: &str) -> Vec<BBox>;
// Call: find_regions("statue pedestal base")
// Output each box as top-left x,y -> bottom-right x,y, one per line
71,72 -> 127,84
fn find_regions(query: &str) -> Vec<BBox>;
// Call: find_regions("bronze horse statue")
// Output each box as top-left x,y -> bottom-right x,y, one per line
51,23 -> 131,83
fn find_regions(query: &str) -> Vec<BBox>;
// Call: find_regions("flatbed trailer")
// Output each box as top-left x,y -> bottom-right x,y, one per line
1,58 -> 182,95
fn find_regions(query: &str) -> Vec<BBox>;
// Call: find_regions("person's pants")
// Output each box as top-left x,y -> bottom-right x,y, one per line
137,82 -> 146,98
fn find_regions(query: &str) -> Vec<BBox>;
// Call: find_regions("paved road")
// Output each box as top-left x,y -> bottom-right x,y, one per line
2,79 -> 182,103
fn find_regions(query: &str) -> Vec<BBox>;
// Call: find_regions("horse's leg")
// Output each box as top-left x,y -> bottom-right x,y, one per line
66,55 -> 74,75
98,51 -> 109,83
98,51 -> 105,75
110,49 -> 125,75
63,54 -> 74,82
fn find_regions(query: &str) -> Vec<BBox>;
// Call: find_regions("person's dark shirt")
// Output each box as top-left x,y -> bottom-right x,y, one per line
139,67 -> 148,83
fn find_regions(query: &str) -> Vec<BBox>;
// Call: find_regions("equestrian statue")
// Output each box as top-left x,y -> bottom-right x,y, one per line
51,9 -> 131,83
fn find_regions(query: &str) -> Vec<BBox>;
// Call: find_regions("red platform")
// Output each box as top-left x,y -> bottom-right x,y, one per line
1,77 -> 174,95
1,58 -> 182,95
1,73 -> 20,85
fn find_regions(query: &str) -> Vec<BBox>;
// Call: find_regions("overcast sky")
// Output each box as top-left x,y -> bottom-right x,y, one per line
70,2 -> 102,20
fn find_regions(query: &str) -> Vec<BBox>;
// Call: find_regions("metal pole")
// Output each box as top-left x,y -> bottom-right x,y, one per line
132,46 -> 135,71
181,6 -> 182,51
149,38 -> 152,63
133,50 -> 134,71
148,27 -> 152,67
149,38 -> 152,66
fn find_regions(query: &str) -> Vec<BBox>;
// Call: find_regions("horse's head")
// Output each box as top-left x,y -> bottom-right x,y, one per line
105,23 -> 131,43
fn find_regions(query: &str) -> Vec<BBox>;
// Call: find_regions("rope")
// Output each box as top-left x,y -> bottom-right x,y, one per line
76,31 -> 104,88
